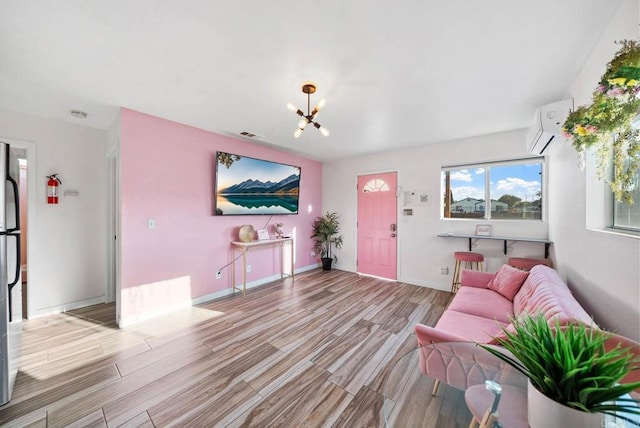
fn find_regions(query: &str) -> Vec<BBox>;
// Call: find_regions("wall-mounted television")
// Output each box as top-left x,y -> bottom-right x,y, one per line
215,151 -> 301,215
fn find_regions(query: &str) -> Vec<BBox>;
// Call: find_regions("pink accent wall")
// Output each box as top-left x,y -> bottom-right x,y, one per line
120,109 -> 322,322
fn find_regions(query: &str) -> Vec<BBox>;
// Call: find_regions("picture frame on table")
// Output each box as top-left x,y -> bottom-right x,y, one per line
475,224 -> 492,236
257,229 -> 270,240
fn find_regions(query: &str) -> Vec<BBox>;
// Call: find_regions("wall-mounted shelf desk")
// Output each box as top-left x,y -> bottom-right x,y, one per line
437,233 -> 553,258
231,238 -> 294,297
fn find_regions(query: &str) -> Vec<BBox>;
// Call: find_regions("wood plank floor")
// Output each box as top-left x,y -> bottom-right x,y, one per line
0,269 -> 472,427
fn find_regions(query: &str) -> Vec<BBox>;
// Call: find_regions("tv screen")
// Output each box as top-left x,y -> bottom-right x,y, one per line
215,151 -> 301,215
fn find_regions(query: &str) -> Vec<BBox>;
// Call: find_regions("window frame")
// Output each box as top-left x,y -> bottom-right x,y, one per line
441,157 -> 546,222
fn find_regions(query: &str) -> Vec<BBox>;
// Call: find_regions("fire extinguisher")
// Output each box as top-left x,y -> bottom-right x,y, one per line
47,174 -> 62,204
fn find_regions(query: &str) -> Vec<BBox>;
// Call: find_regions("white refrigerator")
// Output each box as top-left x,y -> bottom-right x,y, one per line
0,141 -> 21,406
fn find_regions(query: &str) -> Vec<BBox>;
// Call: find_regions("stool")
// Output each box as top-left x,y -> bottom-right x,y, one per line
508,257 -> 553,271
451,251 -> 484,294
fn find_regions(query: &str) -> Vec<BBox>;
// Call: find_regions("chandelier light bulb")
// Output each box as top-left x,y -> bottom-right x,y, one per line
286,103 -> 297,112
298,119 -> 308,129
320,127 -> 330,137
293,128 -> 303,138
316,99 -> 326,110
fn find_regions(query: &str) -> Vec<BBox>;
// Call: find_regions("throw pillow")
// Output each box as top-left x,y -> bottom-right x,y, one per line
487,264 -> 529,301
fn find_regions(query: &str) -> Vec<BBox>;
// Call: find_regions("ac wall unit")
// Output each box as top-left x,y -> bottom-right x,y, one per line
526,98 -> 573,155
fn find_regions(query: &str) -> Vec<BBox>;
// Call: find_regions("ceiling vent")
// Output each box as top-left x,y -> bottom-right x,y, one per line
240,131 -> 256,138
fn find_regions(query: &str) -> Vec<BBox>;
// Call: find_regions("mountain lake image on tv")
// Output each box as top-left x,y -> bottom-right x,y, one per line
215,152 -> 301,215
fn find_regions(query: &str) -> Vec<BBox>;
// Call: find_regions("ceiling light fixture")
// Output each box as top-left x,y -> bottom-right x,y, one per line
287,84 -> 329,138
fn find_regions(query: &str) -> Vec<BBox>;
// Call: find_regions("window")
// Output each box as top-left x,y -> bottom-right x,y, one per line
362,178 -> 390,192
612,162 -> 640,232
442,158 -> 544,220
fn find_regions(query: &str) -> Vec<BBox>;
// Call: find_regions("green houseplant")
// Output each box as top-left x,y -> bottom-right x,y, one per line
562,39 -> 640,204
311,211 -> 343,271
480,314 -> 640,426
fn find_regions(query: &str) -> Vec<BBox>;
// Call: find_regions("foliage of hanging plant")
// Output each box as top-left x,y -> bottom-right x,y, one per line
562,40 -> 640,204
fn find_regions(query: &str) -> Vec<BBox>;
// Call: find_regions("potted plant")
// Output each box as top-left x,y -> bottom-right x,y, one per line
480,314 -> 640,427
311,211 -> 343,271
562,39 -> 640,205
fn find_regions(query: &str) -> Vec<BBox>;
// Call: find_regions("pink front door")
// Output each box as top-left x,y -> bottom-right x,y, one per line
357,172 -> 397,280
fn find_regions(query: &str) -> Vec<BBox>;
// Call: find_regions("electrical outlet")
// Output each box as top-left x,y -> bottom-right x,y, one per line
216,271 -> 222,280
440,267 -> 449,275
246,265 -> 251,273
147,218 -> 156,229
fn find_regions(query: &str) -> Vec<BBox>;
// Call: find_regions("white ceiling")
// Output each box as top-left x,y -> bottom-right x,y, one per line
0,1 -> 622,161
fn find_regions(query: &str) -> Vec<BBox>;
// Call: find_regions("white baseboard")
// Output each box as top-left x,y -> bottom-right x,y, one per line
192,263 -> 320,306
120,264 -> 320,327
28,295 -> 107,320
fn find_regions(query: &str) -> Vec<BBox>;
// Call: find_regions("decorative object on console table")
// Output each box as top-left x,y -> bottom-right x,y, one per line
275,222 -> 284,238
480,313 -> 640,428
310,211 -> 343,271
257,229 -> 269,240
238,224 -> 255,242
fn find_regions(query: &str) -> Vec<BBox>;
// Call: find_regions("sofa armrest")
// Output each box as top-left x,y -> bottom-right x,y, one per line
460,269 -> 493,289
414,323 -> 469,345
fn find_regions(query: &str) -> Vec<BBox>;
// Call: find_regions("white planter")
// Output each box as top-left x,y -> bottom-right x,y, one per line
527,380 -> 603,428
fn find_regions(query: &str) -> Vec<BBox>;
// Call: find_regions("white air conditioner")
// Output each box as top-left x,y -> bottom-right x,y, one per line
526,98 -> 573,155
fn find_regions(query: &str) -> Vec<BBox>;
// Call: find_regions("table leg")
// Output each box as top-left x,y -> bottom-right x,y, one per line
242,248 -> 247,297
232,247 -> 236,296
290,241 -> 294,282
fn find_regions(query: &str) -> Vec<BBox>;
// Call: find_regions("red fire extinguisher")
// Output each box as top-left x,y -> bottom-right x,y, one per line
47,174 -> 61,204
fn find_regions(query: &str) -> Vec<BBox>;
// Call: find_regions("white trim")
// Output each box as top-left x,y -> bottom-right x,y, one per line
27,295 -> 106,320
118,263 -> 319,327
0,137 -> 36,319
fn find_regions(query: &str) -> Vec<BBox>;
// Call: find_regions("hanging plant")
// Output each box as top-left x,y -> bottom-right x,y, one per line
563,39 -> 640,204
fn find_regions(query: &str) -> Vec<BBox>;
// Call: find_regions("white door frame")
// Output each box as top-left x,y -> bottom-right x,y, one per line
106,146 -> 120,322
1,137 -> 36,319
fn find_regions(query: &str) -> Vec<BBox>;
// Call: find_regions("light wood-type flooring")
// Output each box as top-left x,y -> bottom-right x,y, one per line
0,269 -> 473,427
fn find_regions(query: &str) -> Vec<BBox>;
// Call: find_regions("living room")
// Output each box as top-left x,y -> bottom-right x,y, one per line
0,1 -> 638,426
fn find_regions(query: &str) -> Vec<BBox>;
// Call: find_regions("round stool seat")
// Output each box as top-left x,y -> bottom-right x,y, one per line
454,251 -> 485,263
508,257 -> 552,271
450,252 -> 485,294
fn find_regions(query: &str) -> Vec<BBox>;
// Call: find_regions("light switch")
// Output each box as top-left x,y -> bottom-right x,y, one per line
147,218 -> 156,229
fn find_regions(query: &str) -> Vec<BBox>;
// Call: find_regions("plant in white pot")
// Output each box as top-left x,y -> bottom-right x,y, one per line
480,314 -> 640,428
311,211 -> 343,271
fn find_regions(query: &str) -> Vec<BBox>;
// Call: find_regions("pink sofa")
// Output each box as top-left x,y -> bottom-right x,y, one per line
414,264 -> 595,391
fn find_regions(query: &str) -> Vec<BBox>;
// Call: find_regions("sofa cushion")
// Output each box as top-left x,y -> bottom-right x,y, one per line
448,286 -> 514,324
435,310 -> 508,343
513,265 -> 594,326
487,264 -> 529,301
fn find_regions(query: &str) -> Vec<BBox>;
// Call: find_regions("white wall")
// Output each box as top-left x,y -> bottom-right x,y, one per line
324,0 -> 640,341
0,109 -> 108,317
323,128 -> 549,289
548,0 -> 640,340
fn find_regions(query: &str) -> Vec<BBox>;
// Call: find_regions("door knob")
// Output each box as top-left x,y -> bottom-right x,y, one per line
390,223 -> 397,232
391,233 -> 396,238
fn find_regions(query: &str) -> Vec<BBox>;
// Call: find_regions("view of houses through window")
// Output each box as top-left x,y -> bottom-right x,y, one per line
442,159 -> 544,220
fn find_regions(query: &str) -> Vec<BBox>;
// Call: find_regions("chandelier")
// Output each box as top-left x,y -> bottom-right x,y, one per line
287,83 -> 330,138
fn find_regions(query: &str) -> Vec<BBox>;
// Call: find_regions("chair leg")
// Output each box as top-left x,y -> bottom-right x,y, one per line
468,417 -> 480,428
450,260 -> 461,294
431,379 -> 440,396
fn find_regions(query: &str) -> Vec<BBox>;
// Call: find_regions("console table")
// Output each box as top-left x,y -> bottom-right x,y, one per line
231,238 -> 294,297
437,233 -> 553,258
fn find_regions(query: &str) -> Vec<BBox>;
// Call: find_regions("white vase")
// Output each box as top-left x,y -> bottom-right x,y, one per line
527,380 -> 603,428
